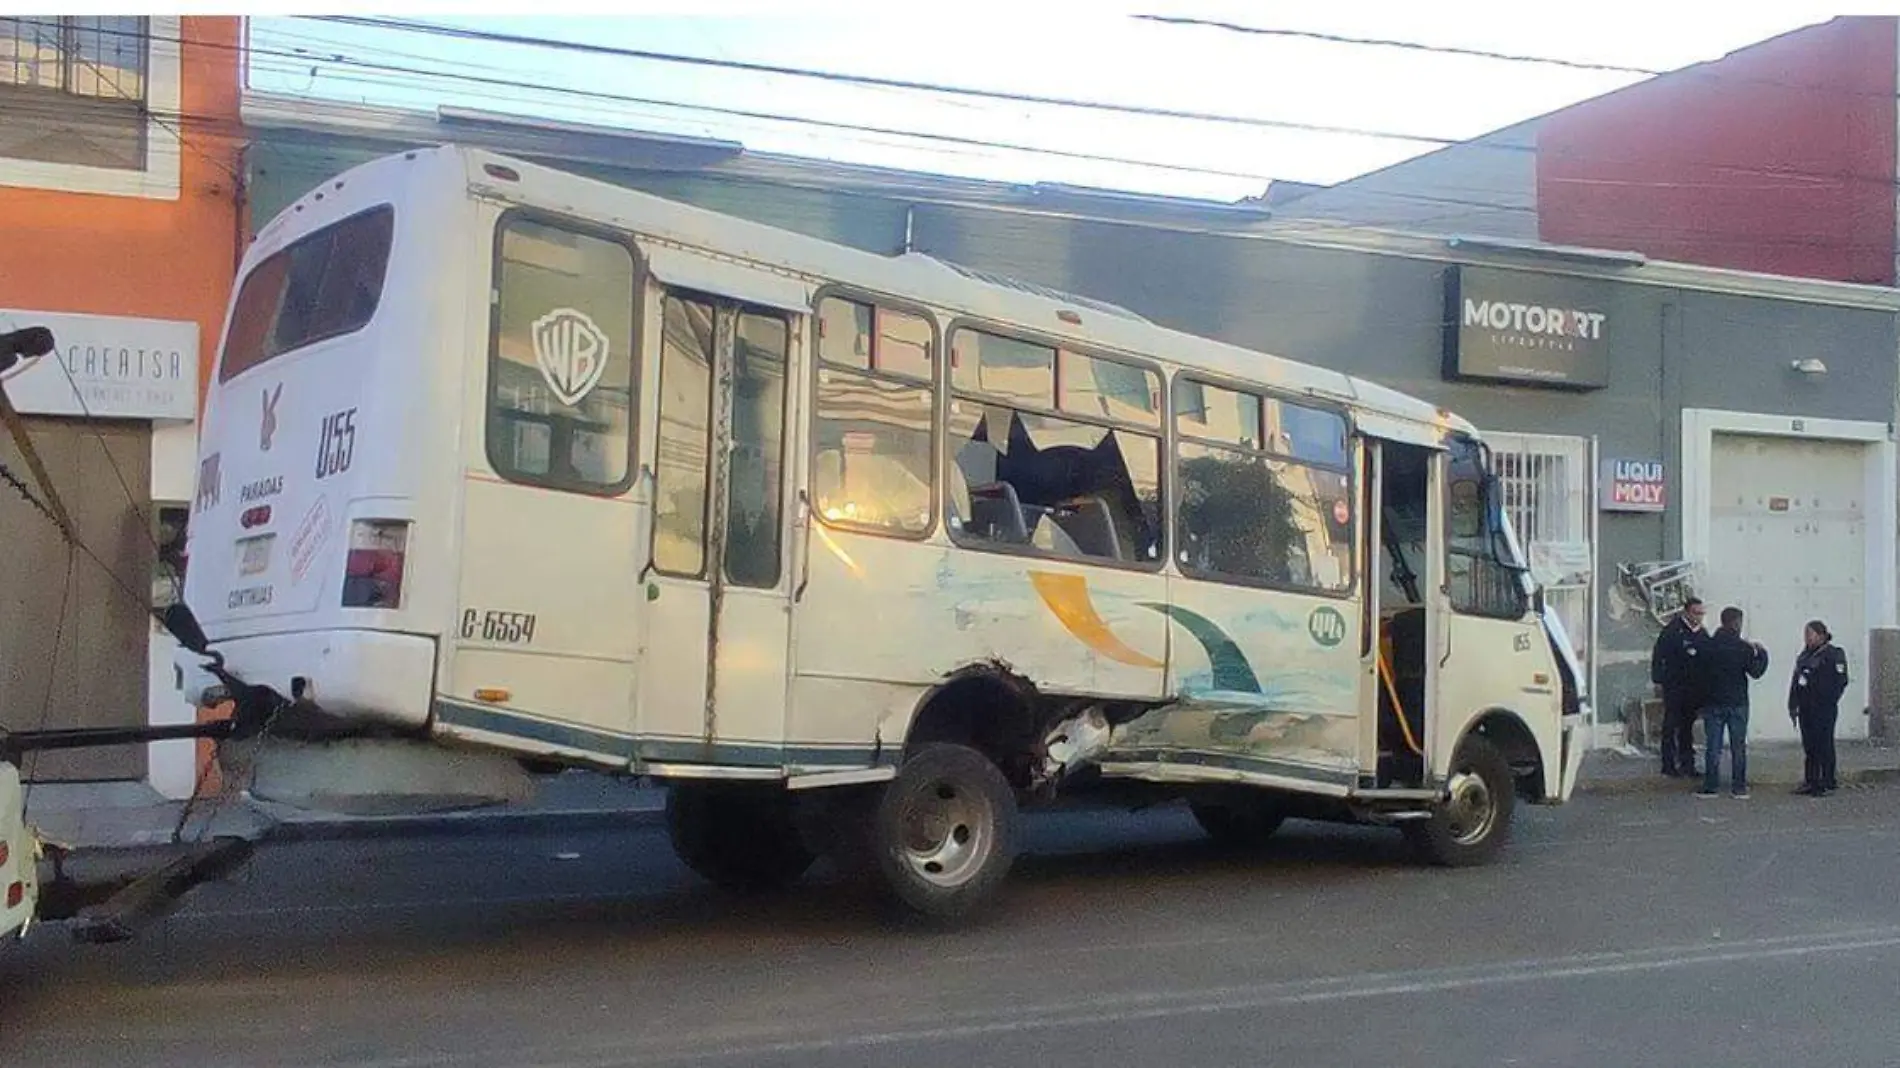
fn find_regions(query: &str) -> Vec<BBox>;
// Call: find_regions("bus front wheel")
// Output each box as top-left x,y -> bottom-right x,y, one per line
1404,735 -> 1514,866
666,784 -> 815,894
870,743 -> 1020,923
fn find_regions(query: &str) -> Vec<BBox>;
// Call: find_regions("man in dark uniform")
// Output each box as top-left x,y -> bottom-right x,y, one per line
1650,597 -> 1708,777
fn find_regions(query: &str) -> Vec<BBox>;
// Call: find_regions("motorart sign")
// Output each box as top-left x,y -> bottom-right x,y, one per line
1442,265 -> 1611,389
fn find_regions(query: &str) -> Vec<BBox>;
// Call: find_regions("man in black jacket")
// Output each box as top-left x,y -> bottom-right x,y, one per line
1650,598 -> 1708,777
1697,606 -> 1770,799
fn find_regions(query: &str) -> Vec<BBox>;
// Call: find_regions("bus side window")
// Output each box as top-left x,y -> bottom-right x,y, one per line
724,311 -> 789,587
652,295 -> 716,576
811,297 -> 936,537
1172,379 -> 1354,593
485,216 -> 638,495
945,329 -> 1163,566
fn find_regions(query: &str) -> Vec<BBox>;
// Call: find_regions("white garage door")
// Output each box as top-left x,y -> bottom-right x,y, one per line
1706,433 -> 1867,742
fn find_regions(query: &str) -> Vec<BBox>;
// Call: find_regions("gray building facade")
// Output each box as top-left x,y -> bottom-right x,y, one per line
238,94 -> 1900,747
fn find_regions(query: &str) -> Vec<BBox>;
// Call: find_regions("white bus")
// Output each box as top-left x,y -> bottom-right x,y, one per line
180,146 -> 1587,920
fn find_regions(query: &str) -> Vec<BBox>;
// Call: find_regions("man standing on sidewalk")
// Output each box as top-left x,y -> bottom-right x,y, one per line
1697,606 -> 1770,800
1650,597 -> 1709,778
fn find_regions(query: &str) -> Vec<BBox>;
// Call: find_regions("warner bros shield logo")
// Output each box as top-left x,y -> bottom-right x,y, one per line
532,308 -> 611,407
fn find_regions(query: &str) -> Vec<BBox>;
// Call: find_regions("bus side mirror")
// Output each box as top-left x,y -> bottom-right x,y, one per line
1491,528 -> 1524,567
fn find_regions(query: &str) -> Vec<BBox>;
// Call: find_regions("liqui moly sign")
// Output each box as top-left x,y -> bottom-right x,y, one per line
1600,458 -> 1665,513
1442,266 -> 1613,390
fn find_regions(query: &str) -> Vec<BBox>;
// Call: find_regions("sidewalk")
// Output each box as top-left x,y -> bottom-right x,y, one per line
1576,739 -> 1900,796
21,769 -> 667,851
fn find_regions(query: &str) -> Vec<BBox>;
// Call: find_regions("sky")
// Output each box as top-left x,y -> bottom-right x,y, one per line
247,2 -> 1879,203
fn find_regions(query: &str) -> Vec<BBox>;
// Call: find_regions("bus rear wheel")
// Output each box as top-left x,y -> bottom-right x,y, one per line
1404,735 -> 1514,866
666,784 -> 815,894
870,743 -> 1019,923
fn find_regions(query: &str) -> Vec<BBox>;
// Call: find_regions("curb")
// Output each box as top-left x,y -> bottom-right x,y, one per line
1576,766 -> 1900,797
259,804 -> 667,843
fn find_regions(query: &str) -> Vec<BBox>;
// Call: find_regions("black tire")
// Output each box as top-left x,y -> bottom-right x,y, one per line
1403,734 -> 1514,867
666,784 -> 815,894
1190,798 -> 1287,848
870,743 -> 1020,923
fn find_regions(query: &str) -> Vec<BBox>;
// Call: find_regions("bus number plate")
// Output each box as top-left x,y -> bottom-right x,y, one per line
461,609 -> 537,645
238,535 -> 274,577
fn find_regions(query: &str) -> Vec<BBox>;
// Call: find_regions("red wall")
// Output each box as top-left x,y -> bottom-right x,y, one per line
1537,17 -> 1896,286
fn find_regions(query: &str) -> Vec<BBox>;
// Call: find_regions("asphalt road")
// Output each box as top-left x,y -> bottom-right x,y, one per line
3,788 -> 1899,1068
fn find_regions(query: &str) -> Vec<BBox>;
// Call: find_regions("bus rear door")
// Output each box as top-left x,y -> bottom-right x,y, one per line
637,257 -> 811,770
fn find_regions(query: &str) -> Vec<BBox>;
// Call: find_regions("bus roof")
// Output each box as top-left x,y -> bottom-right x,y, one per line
279,144 -> 1474,442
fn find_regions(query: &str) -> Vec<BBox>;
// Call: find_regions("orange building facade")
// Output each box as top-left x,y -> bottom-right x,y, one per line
0,17 -> 242,796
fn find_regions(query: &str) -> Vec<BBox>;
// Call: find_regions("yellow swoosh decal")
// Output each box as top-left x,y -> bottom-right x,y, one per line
1028,570 -> 1165,669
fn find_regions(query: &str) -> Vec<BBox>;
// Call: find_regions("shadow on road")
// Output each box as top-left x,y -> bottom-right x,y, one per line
0,807 -> 1443,998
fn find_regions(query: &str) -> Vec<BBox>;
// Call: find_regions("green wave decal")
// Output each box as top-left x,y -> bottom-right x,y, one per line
1138,602 -> 1262,694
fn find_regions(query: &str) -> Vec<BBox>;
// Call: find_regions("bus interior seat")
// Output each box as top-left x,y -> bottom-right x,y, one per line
1030,513 -> 1084,557
1055,497 -> 1123,560
969,481 -> 1030,543
956,438 -> 1032,543
955,436 -> 997,488
948,459 -> 972,528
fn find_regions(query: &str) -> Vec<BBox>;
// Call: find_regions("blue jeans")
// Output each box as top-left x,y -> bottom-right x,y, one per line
1702,706 -> 1749,793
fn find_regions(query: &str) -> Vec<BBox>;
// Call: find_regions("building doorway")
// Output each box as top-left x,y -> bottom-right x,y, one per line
0,416 -> 153,781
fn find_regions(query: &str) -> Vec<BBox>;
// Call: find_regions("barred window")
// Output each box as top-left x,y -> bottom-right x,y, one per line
0,17 -> 148,170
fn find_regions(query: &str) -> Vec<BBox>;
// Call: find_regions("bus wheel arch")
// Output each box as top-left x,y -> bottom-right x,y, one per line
1466,708 -> 1548,803
903,662 -> 1039,789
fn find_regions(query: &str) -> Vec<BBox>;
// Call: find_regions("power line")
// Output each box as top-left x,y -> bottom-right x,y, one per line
3,18 -> 245,188
45,16 -> 1900,209
16,19 -> 1900,253
1130,15 -> 1900,104
111,85 -> 1900,254
17,17 -> 1297,188
1131,16 -> 1661,75
314,14 -> 1900,146
305,15 -> 1474,148
0,27 -> 1573,253
274,17 -> 1900,202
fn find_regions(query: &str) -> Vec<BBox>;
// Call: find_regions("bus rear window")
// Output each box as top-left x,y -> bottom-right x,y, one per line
219,206 -> 395,382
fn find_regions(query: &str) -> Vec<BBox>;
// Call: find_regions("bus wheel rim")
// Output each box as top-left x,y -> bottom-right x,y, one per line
1445,769 -> 1495,846
899,778 -> 994,888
